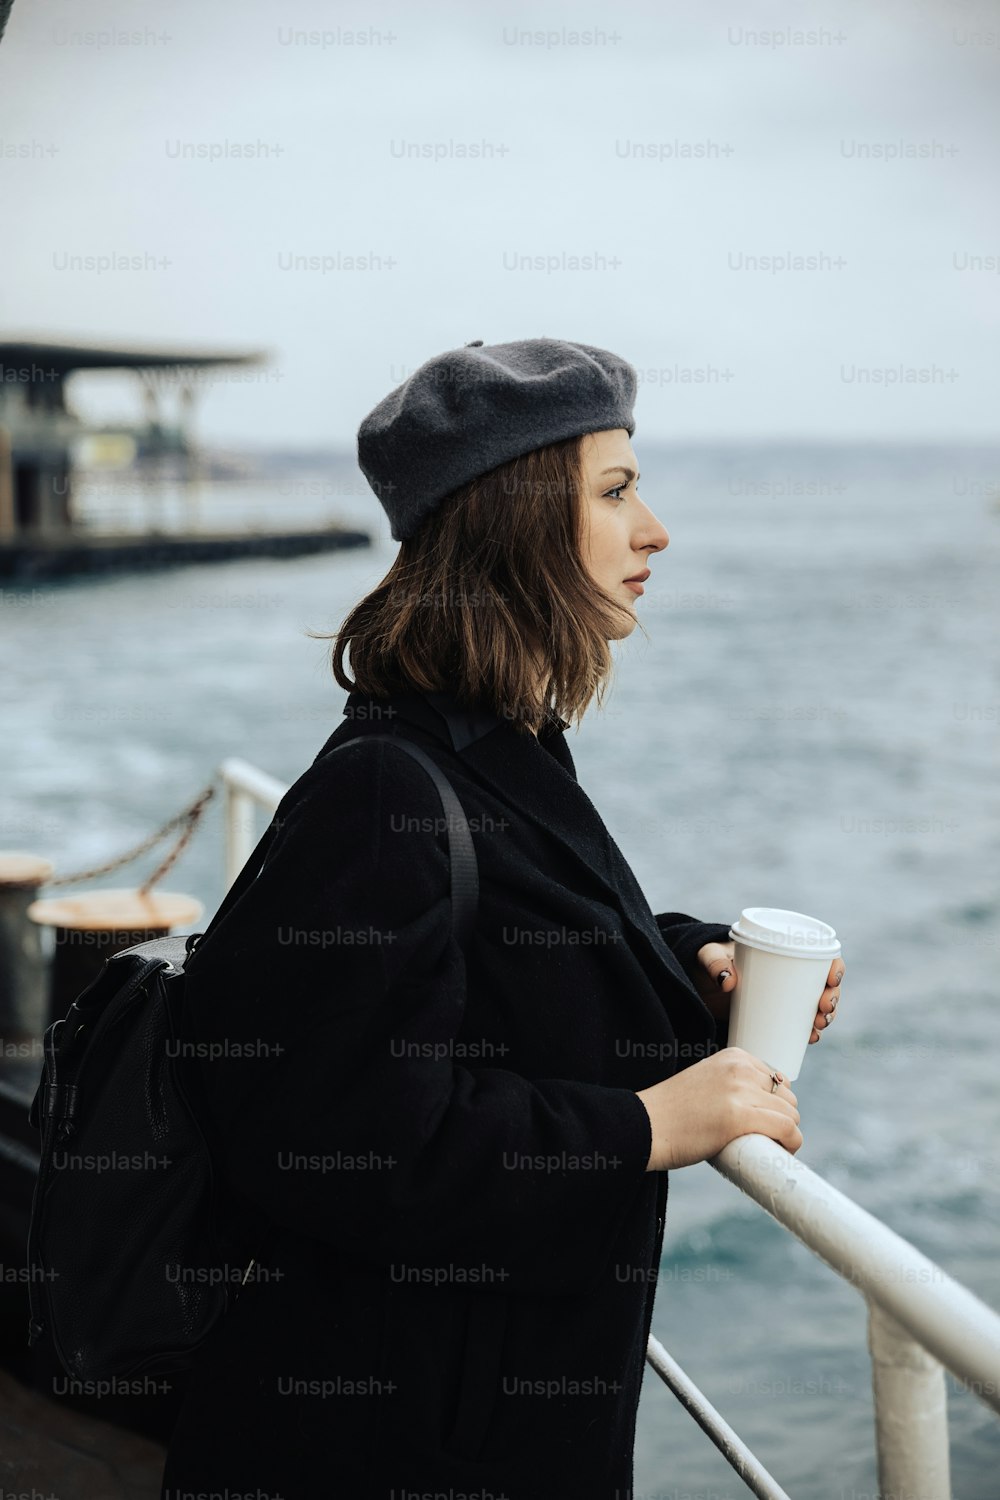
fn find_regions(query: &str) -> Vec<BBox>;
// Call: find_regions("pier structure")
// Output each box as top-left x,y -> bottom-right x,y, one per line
0,335 -> 264,543
0,335 -> 371,578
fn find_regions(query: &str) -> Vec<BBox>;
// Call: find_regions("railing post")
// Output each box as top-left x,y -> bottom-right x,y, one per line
867,1299 -> 951,1500
224,786 -> 256,890
218,758 -> 286,891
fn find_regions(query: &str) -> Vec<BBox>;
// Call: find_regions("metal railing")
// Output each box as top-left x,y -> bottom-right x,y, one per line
217,757 -> 1000,1500
642,1133 -> 1000,1499
218,756 -> 286,887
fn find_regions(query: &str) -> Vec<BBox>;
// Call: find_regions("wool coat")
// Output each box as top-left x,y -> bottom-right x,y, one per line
160,685 -> 733,1500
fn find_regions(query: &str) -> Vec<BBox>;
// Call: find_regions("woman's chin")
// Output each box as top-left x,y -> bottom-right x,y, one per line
609,610 -> 639,642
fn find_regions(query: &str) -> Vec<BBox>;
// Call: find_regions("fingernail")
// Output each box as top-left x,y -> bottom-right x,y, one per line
834,971 -> 844,985
716,969 -> 732,987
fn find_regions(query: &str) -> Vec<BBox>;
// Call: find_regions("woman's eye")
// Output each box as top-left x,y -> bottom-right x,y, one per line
605,483 -> 628,502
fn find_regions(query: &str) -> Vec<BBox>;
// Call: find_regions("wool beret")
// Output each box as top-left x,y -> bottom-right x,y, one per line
357,336 -> 637,541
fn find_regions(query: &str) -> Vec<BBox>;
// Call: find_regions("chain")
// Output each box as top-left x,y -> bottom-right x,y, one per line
138,786 -> 214,895
46,784 -> 216,894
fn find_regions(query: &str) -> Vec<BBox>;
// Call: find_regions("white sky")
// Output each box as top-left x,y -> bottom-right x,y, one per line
1,0 -> 998,447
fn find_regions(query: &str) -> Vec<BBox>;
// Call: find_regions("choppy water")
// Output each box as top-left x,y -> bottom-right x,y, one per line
3,444 -> 999,1498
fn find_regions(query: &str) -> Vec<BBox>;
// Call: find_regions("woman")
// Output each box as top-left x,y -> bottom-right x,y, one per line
160,337 -> 845,1500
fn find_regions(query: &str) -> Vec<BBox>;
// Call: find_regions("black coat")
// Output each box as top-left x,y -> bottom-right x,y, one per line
161,686 -> 732,1500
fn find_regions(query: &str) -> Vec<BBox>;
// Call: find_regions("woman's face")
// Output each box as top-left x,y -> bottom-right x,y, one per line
579,428 -> 669,638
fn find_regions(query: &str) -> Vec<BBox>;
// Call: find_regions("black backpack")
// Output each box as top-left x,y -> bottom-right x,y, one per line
25,734 -> 479,1381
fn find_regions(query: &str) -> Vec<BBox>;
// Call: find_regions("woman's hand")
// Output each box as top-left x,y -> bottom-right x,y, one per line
636,1047 -> 802,1171
694,941 -> 846,1046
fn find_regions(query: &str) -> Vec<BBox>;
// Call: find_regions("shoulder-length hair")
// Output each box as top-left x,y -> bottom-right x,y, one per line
329,434 -> 642,734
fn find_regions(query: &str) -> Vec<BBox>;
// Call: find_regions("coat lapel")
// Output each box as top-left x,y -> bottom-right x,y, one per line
338,687 -> 708,1008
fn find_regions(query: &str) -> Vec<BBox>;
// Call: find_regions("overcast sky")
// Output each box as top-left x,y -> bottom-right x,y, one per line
1,0 -> 998,448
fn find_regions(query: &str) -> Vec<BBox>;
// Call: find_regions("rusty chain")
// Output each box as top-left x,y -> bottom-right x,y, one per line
45,784 -> 216,895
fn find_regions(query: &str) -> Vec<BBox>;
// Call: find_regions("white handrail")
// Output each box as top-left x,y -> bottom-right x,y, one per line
699,1132 -> 1000,1498
708,1133 -> 1000,1415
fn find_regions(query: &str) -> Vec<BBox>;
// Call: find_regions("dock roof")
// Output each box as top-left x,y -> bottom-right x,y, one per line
0,337 -> 266,374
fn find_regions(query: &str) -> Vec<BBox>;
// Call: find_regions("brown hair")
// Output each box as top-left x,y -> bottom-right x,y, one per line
329,434 -> 642,735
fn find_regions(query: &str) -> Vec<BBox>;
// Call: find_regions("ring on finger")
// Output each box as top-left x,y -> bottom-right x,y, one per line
768,1070 -> 783,1094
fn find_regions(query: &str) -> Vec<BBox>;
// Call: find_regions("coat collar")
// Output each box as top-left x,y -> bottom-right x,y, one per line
422,688 -> 571,757
343,684 -> 573,768
339,685 -> 711,1015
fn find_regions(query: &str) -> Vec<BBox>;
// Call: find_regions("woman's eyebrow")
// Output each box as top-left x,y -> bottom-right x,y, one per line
599,465 -> 639,482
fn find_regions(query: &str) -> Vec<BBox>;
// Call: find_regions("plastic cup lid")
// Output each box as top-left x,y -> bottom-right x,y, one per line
729,906 -> 841,957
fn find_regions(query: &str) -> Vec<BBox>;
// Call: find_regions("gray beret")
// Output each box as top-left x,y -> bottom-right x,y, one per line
357,336 -> 637,542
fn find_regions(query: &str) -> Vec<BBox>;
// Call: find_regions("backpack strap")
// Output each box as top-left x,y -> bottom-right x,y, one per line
365,734 -> 479,955
190,730 -> 479,958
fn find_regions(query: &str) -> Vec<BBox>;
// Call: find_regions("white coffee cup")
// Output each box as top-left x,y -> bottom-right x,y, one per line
727,907 -> 842,1081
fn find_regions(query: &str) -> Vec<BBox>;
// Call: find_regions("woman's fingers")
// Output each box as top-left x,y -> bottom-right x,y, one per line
767,1109 -> 804,1153
811,961 -> 845,1038
695,941 -> 738,990
817,988 -> 840,1027
769,1088 -> 800,1124
749,1062 -> 797,1098
749,1055 -> 799,1113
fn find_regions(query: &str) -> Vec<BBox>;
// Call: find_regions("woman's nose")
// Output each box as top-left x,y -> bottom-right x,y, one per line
635,489 -> 668,549
642,514 -> 670,553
